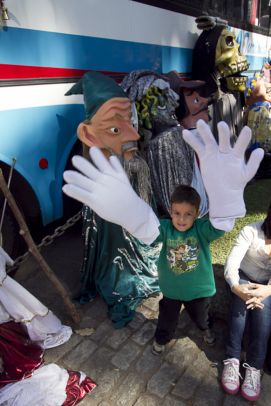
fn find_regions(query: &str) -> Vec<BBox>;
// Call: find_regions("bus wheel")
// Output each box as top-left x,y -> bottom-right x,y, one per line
0,208 -> 26,266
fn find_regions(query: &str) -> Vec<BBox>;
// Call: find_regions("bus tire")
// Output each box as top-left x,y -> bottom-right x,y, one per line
0,208 -> 26,263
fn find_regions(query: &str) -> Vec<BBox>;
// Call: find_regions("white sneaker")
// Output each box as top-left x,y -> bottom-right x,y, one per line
152,340 -> 165,355
221,358 -> 241,395
241,363 -> 261,401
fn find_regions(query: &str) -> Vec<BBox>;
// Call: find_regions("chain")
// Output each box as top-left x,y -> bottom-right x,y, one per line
8,211 -> 82,271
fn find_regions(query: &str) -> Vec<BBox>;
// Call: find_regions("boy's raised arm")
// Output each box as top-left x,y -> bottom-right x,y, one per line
63,147 -> 160,244
182,120 -> 264,231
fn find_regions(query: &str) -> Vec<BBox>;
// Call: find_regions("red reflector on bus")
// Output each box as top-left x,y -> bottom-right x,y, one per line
39,158 -> 48,169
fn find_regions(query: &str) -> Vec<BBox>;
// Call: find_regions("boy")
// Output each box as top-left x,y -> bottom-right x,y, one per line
152,184 -> 224,354
63,119 -> 264,346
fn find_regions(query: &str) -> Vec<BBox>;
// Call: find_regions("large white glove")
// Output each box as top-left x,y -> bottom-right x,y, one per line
183,120 -> 264,231
0,246 -> 14,284
63,147 -> 160,244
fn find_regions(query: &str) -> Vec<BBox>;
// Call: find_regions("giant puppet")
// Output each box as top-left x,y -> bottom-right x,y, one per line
244,69 -> 271,177
0,246 -> 96,405
244,72 -> 271,151
121,70 -> 209,218
65,72 -> 160,328
192,16 -> 249,139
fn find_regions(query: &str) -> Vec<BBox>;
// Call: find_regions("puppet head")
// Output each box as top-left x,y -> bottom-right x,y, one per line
135,86 -> 179,135
245,74 -> 271,107
120,69 -> 180,157
215,28 -> 248,92
262,62 -> 271,84
165,70 -> 209,128
66,71 -> 140,160
192,17 -> 249,96
67,71 -> 153,203
245,73 -> 271,154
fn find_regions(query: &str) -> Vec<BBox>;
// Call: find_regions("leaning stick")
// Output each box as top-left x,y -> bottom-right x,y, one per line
0,169 -> 80,324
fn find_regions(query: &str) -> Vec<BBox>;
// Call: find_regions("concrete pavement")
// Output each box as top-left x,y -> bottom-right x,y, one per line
14,222 -> 271,406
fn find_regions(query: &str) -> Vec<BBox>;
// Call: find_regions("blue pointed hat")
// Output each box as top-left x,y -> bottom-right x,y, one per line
65,71 -> 127,119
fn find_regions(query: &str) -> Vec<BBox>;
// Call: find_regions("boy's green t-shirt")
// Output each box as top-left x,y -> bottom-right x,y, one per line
156,218 -> 224,301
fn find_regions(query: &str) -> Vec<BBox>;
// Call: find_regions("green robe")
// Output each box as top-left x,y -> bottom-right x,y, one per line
77,206 -> 161,328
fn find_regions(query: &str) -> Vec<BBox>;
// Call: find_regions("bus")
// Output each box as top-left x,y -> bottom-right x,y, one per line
0,0 -> 270,257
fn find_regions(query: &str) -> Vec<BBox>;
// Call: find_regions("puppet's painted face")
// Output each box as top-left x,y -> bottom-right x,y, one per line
262,63 -> 271,83
215,28 -> 249,92
81,97 -> 140,158
246,78 -> 271,106
181,89 -> 209,128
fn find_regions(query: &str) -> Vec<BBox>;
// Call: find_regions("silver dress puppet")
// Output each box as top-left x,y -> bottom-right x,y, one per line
121,70 -> 207,217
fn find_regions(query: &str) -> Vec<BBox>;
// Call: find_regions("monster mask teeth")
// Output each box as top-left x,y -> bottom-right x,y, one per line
226,75 -> 248,91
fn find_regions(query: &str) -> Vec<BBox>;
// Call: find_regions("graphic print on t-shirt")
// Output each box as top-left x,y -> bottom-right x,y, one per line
166,236 -> 199,275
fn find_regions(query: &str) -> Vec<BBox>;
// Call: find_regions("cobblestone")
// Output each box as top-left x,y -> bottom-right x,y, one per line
80,346 -> 116,380
62,338 -> 98,369
193,374 -> 224,406
134,394 -> 160,406
88,319 -> 113,344
106,326 -> 133,349
88,368 -> 122,401
44,331 -> 84,363
165,337 -> 200,369
223,395 -> 249,405
147,362 -> 182,398
111,341 -> 141,370
135,345 -> 163,377
128,312 -> 147,330
171,352 -> 210,400
162,397 -> 186,406
131,321 -> 157,346
14,224 -> 271,406
110,372 -> 145,406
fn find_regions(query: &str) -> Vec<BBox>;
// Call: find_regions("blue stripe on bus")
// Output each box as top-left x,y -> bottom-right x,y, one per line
1,27 -> 193,73
1,103 -> 85,224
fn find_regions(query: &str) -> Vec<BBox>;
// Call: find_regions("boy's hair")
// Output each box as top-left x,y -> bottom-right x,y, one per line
170,185 -> 201,211
261,203 -> 271,238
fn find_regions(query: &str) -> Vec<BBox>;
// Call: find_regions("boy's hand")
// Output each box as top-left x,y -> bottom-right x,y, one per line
183,120 -> 264,231
63,147 -> 159,244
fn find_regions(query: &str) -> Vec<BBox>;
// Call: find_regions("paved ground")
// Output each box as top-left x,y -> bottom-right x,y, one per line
14,221 -> 271,406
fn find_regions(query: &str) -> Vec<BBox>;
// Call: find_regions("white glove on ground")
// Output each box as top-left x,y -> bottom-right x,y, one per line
63,147 -> 160,244
183,120 -> 264,231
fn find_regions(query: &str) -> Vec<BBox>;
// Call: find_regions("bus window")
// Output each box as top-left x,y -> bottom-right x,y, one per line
259,1 -> 271,28
226,0 -> 245,23
204,0 -> 226,16
246,0 -> 271,29
174,0 -> 204,9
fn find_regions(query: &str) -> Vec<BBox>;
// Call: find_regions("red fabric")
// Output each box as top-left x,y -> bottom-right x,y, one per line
0,321 -> 44,388
63,370 -> 97,406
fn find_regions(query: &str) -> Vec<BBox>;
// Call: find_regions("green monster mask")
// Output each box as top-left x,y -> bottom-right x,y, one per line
192,19 -> 249,95
215,28 -> 249,92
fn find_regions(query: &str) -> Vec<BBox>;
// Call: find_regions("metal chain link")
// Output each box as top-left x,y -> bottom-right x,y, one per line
8,210 -> 82,271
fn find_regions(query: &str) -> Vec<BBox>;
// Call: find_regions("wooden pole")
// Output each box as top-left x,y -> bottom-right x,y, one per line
0,169 -> 80,324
